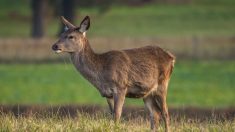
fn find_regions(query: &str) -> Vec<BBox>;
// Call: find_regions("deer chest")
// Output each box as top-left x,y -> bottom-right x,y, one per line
93,81 -> 113,98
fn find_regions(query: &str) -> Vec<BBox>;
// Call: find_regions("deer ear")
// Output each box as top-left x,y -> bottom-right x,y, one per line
61,16 -> 76,29
79,16 -> 90,33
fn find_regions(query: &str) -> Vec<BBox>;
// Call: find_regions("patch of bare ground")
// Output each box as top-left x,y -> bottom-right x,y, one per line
0,105 -> 234,121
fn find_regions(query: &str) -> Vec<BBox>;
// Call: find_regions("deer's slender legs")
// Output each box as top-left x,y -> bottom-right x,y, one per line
143,95 -> 161,132
162,99 -> 170,132
106,97 -> 114,115
155,84 -> 170,132
113,89 -> 126,123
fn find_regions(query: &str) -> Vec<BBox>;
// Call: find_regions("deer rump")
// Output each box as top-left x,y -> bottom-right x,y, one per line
96,45 -> 175,99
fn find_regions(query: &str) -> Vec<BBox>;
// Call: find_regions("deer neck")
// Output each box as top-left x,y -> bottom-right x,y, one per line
70,39 -> 101,83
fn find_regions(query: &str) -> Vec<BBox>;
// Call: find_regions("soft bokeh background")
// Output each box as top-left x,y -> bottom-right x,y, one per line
0,0 -> 234,108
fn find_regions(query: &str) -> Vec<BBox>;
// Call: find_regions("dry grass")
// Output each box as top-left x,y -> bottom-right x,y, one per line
0,37 -> 235,63
0,111 -> 234,132
0,112 -> 149,132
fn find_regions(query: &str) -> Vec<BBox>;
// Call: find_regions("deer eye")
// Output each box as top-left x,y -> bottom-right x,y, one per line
68,36 -> 74,39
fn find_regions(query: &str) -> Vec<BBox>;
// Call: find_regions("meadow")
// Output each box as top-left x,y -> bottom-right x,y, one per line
0,0 -> 235,130
0,111 -> 235,132
0,60 -> 234,107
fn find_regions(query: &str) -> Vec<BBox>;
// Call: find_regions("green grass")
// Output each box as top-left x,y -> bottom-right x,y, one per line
86,5 -> 235,37
0,0 -> 235,37
0,60 -> 235,107
169,60 -> 235,107
0,112 -> 234,131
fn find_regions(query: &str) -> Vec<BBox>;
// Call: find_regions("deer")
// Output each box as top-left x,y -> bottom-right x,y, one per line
52,16 -> 175,132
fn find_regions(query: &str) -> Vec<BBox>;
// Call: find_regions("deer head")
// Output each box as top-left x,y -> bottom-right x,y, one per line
52,16 -> 90,53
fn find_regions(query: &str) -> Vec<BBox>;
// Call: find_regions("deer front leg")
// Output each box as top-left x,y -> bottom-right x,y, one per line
106,97 -> 114,115
113,89 -> 126,123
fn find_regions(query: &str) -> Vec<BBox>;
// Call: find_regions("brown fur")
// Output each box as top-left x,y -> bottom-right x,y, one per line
52,16 -> 175,132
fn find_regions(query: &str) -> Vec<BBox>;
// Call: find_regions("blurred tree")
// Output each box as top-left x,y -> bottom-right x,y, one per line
58,0 -> 75,35
31,0 -> 46,38
76,0 -> 112,14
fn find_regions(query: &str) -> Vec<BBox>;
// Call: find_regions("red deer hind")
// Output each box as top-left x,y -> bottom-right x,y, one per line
52,16 -> 175,132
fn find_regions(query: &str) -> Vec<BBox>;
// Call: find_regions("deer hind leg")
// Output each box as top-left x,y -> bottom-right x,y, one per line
154,83 -> 170,132
106,97 -> 114,115
143,95 -> 161,131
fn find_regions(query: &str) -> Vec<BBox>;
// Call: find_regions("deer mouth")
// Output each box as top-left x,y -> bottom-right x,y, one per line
52,44 -> 63,53
55,49 -> 62,53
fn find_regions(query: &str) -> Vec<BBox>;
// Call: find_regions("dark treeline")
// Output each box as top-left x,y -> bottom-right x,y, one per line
31,0 -> 76,38
76,0 -> 192,7
30,0 -> 192,38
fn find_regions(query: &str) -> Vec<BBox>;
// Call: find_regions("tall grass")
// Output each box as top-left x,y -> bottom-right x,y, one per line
0,112 -> 234,131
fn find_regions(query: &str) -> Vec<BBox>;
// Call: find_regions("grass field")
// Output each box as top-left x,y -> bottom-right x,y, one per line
0,112 -> 234,131
0,60 -> 234,107
0,1 -> 234,130
0,0 -> 234,37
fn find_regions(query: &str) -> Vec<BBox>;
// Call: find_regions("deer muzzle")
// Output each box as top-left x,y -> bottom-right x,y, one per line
52,44 -> 62,53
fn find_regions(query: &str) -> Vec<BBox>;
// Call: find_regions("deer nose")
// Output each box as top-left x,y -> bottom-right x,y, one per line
52,44 -> 58,50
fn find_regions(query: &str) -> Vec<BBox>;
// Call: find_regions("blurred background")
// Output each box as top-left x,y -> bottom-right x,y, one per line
0,0 -> 234,108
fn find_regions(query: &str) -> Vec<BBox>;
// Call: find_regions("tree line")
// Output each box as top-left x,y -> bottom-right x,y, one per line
31,0 -> 191,38
31,0 -> 75,38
